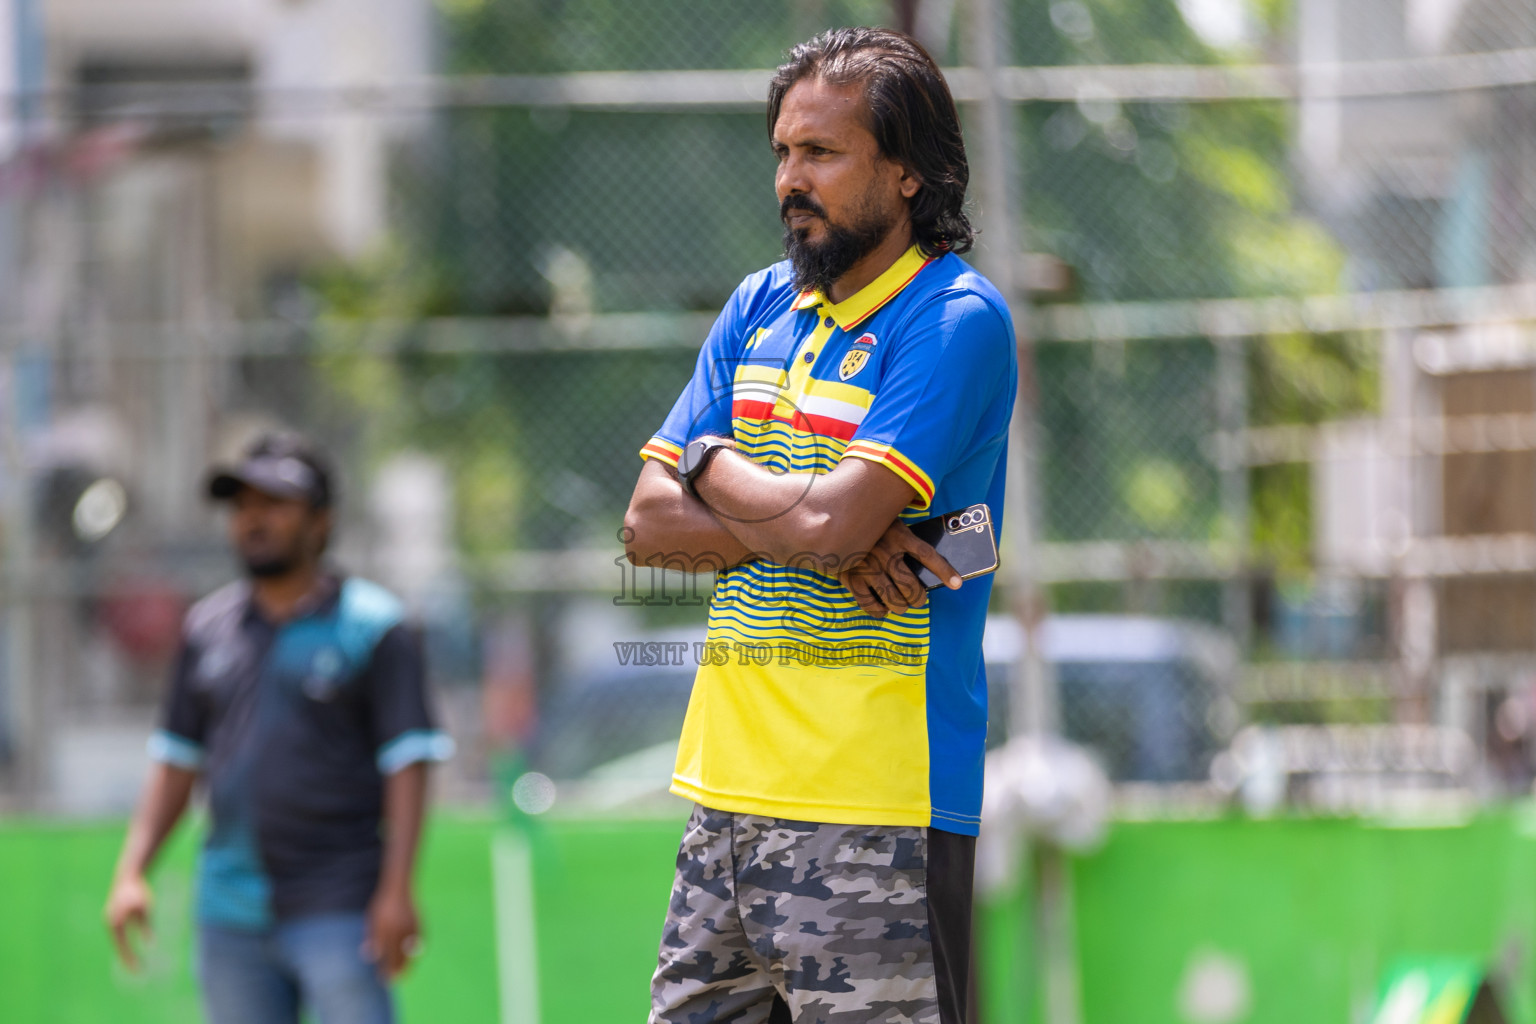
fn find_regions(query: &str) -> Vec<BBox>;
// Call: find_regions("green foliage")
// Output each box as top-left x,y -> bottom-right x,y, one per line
305,0 -> 1370,589
304,1 -> 910,564
1123,458 -> 1193,530
1249,332 -> 1378,428
1023,97 -> 1325,303
307,252 -> 524,559
413,109 -> 784,315
439,0 -> 890,75
1244,696 -> 1393,725
1013,0 -> 1216,67
1243,332 -> 1377,569
423,1 -> 895,313
1048,578 -> 1225,622
1037,338 -> 1219,543
1250,463 -> 1311,570
1023,0 -> 1371,588
306,250 -> 701,561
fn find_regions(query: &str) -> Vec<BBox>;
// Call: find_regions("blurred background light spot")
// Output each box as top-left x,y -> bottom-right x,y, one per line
1074,83 -> 1120,126
511,771 -> 556,815
1178,948 -> 1252,1024
1050,1 -> 1096,44
1137,139 -> 1179,183
71,477 -> 127,543
1177,0 -> 1252,50
1374,970 -> 1431,1024
1124,459 -> 1191,531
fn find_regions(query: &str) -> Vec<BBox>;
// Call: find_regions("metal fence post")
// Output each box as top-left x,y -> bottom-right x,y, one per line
960,0 -> 1048,740
0,350 -> 39,808
1217,335 -> 1251,650
960,1 -> 1080,1022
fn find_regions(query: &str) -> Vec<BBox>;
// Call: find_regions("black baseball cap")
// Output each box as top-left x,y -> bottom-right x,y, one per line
207,433 -> 334,508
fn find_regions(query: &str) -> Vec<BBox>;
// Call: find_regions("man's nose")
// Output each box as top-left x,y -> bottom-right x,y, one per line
776,155 -> 810,200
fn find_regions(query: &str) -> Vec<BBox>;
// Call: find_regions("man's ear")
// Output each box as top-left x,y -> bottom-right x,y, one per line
311,507 -> 334,550
898,163 -> 922,200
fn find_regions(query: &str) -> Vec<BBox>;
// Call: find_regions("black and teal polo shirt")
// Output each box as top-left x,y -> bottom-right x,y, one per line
148,575 -> 454,929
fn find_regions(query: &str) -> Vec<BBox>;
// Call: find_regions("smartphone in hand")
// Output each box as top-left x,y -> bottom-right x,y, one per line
903,503 -> 1000,590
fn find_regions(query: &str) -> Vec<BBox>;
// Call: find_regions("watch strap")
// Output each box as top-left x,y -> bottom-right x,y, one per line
680,437 -> 731,498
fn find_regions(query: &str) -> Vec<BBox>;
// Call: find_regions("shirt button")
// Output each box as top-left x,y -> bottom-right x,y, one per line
823,316 -> 835,328
803,351 -> 815,364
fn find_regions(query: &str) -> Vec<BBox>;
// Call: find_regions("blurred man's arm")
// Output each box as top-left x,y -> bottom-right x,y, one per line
623,457 -> 757,570
365,625 -> 454,980
367,762 -> 428,980
105,762 -> 196,970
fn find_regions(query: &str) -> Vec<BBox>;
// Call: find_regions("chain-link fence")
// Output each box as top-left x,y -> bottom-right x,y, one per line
6,0 -> 1536,813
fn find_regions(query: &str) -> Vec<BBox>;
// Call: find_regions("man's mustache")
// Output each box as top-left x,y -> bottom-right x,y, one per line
780,195 -> 827,222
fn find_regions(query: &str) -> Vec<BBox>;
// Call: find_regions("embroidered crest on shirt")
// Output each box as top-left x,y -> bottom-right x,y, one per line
839,333 -> 877,381
302,646 -> 347,701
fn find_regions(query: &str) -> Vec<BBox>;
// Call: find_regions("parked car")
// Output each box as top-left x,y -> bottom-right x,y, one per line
984,615 -> 1238,783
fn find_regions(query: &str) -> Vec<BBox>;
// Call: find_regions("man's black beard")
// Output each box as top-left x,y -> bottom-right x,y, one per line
782,194 -> 895,293
243,552 -> 301,578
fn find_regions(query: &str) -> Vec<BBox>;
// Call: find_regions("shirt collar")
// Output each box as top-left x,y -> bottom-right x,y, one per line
790,245 -> 934,331
242,572 -> 342,627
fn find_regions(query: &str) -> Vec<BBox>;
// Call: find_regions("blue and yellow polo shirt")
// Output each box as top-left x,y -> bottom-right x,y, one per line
640,246 -> 1017,835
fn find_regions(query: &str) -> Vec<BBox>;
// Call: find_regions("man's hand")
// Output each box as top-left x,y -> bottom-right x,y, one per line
104,873 -> 154,971
839,520 -> 961,618
365,885 -> 421,981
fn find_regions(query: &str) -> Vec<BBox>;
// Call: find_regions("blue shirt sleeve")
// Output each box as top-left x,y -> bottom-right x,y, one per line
367,623 -> 456,774
842,291 -> 1014,510
639,285 -> 749,467
148,641 -> 208,770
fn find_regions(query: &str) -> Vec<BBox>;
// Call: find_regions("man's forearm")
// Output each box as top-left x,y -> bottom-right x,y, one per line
624,459 -> 756,570
114,764 -> 195,881
377,762 -> 428,898
693,451 -> 883,569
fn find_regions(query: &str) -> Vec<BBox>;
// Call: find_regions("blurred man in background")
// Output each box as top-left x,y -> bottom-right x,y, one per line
626,27 -> 1016,1024
104,433 -> 454,1024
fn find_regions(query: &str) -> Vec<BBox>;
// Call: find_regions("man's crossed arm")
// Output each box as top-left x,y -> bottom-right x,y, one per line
623,440 -> 958,617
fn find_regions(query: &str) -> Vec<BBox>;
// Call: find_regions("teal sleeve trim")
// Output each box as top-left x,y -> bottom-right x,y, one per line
377,729 -> 456,775
147,729 -> 205,771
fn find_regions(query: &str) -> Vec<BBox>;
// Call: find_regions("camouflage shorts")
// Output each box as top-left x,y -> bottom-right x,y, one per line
650,804 -> 973,1024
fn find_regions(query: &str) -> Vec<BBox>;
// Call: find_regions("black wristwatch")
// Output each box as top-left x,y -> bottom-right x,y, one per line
678,436 -> 732,498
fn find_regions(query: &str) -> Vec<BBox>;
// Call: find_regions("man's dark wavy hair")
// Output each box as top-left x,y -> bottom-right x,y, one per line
767,26 -> 974,257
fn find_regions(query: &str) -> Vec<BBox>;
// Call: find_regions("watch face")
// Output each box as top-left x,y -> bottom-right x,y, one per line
680,440 -> 706,477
